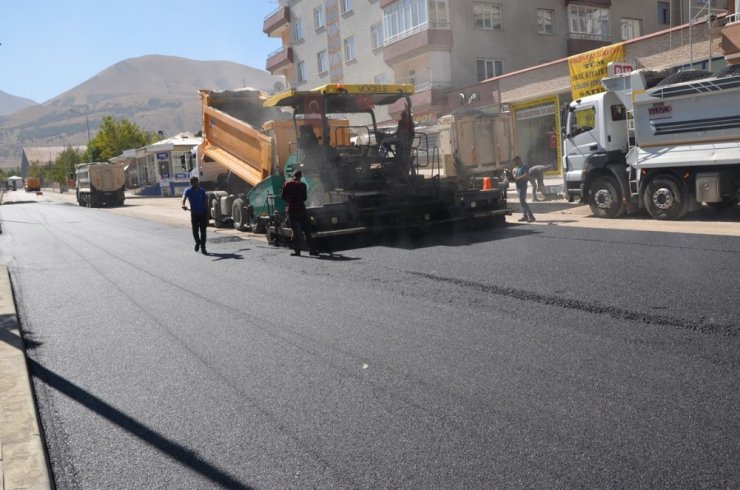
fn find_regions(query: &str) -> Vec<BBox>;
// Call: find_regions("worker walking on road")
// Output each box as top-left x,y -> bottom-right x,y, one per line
511,156 -> 535,223
281,170 -> 318,257
528,164 -> 553,201
182,176 -> 209,255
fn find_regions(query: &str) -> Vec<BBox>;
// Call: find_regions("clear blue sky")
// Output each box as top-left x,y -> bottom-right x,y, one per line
0,0 -> 283,103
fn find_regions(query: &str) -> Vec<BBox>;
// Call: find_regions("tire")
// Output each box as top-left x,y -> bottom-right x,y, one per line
588,176 -> 625,218
232,198 -> 247,231
643,175 -> 689,220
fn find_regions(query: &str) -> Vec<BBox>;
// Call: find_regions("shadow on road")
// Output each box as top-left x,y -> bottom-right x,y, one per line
316,221 -> 540,252
27,358 -> 255,490
206,250 -> 247,261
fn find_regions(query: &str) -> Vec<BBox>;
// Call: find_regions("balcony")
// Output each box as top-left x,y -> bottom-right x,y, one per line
383,24 -> 453,65
566,36 -> 610,56
388,81 -> 452,117
266,46 -> 293,74
411,82 -> 452,115
721,13 -> 740,61
263,6 -> 290,37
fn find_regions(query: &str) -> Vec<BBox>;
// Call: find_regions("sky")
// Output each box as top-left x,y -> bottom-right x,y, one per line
0,0 -> 283,103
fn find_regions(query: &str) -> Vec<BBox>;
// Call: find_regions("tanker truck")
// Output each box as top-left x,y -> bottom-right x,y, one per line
194,83 -> 509,250
563,63 -> 740,219
75,162 -> 125,207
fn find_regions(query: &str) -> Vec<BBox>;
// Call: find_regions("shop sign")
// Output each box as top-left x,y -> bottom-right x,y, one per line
568,43 -> 625,99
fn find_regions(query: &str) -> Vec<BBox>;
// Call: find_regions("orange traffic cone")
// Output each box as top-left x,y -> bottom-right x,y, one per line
482,177 -> 492,190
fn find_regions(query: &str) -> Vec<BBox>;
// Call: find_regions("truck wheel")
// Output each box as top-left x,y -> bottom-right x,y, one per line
232,198 -> 247,231
644,175 -> 689,220
211,203 -> 228,228
588,176 -> 625,218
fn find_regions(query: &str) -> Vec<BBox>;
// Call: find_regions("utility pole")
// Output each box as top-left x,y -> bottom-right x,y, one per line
68,108 -> 92,162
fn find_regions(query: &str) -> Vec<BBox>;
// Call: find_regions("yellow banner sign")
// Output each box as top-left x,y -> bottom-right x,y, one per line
568,43 -> 624,99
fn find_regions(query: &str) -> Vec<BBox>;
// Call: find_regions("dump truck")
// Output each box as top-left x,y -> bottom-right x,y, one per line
424,110 -> 515,178
195,87 -> 349,229
563,63 -> 740,219
23,177 -> 41,192
75,162 -> 125,207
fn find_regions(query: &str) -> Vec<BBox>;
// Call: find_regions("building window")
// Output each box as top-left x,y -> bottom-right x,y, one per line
293,18 -> 303,41
621,18 -> 642,40
341,0 -> 352,14
474,3 -> 502,30
408,69 -> 416,87
568,4 -> 610,41
537,9 -> 554,34
314,5 -> 325,29
344,36 -> 356,62
429,1 -> 448,28
658,2 -> 670,25
317,50 -> 328,74
297,60 -> 306,83
371,22 -> 383,49
375,73 -> 389,84
477,58 -> 504,81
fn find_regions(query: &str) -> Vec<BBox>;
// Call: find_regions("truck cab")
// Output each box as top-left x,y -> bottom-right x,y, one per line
563,91 -> 629,205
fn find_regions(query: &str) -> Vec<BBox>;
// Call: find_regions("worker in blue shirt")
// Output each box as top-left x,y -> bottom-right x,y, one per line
181,176 -> 209,254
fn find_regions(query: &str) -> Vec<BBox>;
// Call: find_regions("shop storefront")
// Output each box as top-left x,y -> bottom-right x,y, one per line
511,95 -> 563,174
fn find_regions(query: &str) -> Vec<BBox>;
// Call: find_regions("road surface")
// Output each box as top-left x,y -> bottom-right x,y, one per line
0,193 -> 738,488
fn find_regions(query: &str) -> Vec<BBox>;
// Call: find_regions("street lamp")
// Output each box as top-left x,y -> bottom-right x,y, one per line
68,108 -> 92,162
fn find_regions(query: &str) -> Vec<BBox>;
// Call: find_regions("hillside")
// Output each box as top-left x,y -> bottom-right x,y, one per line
0,91 -> 37,116
0,55 -> 284,168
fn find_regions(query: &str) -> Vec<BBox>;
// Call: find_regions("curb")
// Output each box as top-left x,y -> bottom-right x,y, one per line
0,265 -> 52,489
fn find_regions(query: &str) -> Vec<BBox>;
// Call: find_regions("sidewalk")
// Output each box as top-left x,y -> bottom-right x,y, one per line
0,265 -> 52,490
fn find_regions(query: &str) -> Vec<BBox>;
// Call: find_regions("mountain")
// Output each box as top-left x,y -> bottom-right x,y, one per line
0,91 -> 37,116
0,55 -> 285,168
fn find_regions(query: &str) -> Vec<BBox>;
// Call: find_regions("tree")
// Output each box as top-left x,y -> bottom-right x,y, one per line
28,162 -> 54,186
54,146 -> 83,185
0,167 -> 20,179
86,116 -> 159,162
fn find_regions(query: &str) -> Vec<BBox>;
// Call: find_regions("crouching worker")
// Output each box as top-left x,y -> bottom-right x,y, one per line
281,170 -> 318,257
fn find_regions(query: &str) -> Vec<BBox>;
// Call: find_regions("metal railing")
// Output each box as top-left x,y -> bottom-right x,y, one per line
728,12 -> 740,24
264,5 -> 284,21
412,81 -> 453,92
567,31 -> 610,41
266,45 -> 289,60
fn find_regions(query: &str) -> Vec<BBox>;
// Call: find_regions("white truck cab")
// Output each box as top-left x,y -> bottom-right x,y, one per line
562,90 -> 629,203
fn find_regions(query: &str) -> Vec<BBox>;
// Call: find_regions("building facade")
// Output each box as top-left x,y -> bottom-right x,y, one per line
110,133 -> 202,196
263,0 -> 729,121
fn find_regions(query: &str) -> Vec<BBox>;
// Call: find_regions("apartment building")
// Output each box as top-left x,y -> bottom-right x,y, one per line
264,0 -> 728,121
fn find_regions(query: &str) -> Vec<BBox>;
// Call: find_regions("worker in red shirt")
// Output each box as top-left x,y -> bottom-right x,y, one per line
280,170 -> 318,256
